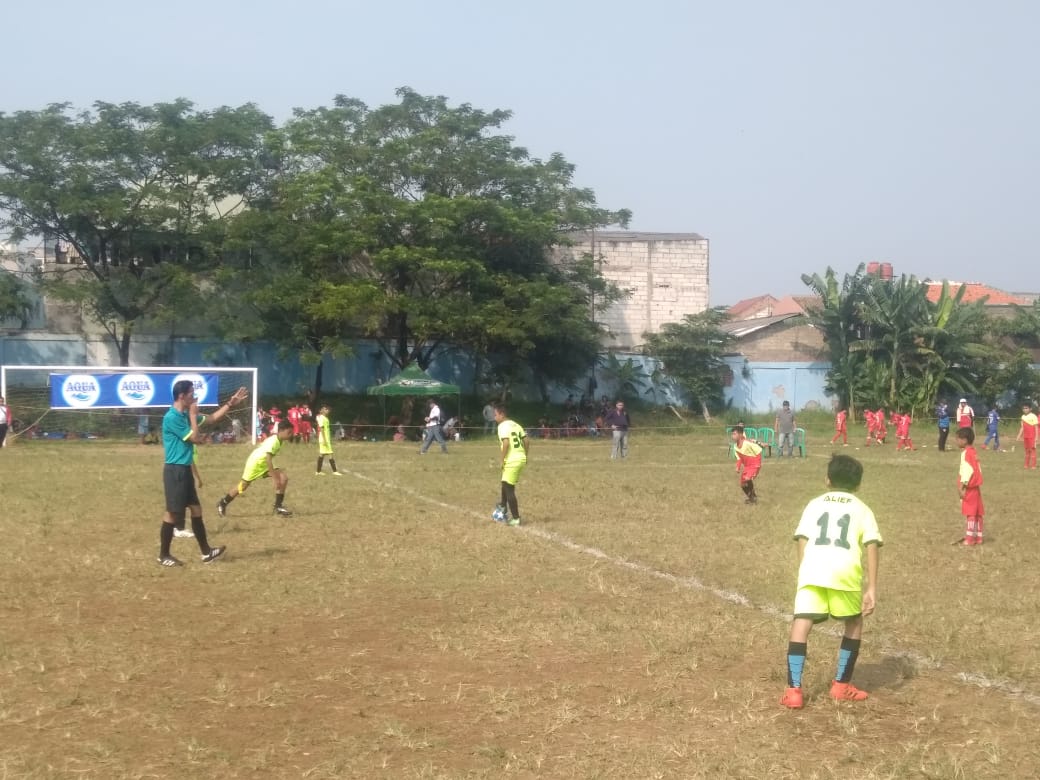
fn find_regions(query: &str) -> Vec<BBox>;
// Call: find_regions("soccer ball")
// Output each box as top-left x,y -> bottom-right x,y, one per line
491,505 -> 508,523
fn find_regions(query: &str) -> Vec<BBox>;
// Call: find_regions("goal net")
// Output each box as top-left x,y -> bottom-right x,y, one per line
0,365 -> 258,444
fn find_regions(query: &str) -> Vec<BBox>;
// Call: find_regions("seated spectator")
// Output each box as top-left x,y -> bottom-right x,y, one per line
392,425 -> 407,442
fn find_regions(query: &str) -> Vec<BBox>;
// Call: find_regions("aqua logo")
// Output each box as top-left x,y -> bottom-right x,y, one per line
117,374 -> 155,407
172,373 -> 209,404
61,374 -> 101,408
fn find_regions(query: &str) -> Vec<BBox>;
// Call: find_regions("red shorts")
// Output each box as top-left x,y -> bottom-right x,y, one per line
961,488 -> 984,518
740,464 -> 760,481
1024,438 -> 1036,451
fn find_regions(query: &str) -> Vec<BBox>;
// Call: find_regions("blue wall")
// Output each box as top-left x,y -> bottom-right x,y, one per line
723,358 -> 834,414
2,333 -> 831,412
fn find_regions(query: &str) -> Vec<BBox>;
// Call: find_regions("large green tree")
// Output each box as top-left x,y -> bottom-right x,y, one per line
0,100 -> 273,364
642,307 -> 734,417
800,265 -> 869,418
218,88 -> 629,388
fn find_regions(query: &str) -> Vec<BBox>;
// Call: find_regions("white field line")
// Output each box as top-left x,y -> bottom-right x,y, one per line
342,467 -> 1040,707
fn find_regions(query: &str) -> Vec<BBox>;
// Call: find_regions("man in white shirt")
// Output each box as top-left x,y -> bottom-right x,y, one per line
420,398 -> 448,454
0,395 -> 8,448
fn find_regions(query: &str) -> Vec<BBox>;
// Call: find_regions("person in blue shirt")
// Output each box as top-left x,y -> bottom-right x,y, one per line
984,405 -> 1001,452
158,380 -> 248,567
936,399 -> 950,451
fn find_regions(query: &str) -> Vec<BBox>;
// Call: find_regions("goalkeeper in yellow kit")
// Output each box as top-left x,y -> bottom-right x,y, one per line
493,403 -> 528,527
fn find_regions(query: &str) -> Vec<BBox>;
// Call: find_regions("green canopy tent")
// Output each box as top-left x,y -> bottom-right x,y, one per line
366,364 -> 461,435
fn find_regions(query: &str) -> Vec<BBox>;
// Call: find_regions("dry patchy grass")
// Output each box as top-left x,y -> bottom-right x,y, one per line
1,428 -> 1039,778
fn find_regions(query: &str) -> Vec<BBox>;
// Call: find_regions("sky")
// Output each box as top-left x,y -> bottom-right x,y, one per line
5,0 -> 1039,306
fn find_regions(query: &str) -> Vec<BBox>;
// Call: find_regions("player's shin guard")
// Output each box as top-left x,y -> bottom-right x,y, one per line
191,515 -> 210,552
316,456 -> 325,472
787,641 -> 807,687
836,636 -> 861,682
159,521 -> 175,558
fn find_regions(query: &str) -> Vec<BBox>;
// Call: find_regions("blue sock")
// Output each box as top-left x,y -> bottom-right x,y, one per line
836,637 -> 861,683
787,642 -> 807,687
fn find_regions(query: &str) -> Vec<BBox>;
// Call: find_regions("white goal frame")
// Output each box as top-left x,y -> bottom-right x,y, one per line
0,364 -> 259,443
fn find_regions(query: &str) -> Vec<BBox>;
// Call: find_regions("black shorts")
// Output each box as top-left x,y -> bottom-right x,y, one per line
164,463 -> 200,513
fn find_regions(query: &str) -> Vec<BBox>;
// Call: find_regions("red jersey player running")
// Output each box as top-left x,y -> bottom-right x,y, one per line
830,407 -> 848,446
893,411 -> 915,451
731,425 -> 763,505
1016,403 -> 1039,469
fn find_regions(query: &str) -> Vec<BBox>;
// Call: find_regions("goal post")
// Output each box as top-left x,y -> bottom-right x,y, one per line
0,365 -> 258,444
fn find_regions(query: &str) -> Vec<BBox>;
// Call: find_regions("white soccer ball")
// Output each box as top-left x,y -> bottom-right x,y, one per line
491,505 -> 508,523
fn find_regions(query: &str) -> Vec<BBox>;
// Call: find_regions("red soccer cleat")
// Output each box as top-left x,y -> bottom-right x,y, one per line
830,681 -> 869,701
780,687 -> 804,709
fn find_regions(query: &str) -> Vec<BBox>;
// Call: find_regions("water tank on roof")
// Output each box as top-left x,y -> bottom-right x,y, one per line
880,262 -> 893,280
866,261 -> 880,275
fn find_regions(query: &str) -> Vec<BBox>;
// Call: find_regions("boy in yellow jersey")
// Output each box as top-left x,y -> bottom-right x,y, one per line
216,421 -> 295,517
730,425 -> 762,504
315,404 -> 341,475
493,403 -> 528,527
781,454 -> 882,709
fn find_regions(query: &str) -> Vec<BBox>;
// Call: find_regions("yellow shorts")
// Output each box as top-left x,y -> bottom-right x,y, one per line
501,461 -> 526,486
793,585 -> 862,623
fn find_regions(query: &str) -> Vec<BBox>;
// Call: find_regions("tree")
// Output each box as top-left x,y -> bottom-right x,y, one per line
219,88 -> 630,385
0,269 -> 35,327
801,266 -> 869,418
0,101 -> 273,364
642,307 -> 734,417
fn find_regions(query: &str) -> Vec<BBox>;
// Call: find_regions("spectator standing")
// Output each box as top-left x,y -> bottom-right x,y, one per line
956,399 -> 975,429
604,400 -> 631,460
482,401 -> 496,434
775,401 -> 797,457
0,395 -> 9,448
936,399 -> 951,451
420,398 -> 448,454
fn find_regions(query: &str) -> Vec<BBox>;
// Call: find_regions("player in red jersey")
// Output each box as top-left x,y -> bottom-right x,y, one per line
894,411 -> 915,451
298,403 -> 313,444
873,407 -> 888,445
287,403 -> 301,443
1016,403 -> 1039,469
830,407 -> 848,445
863,410 -> 876,446
731,425 -> 763,505
956,427 -> 984,545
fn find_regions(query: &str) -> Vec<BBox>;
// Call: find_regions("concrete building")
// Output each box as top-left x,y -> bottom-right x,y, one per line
560,231 -> 709,349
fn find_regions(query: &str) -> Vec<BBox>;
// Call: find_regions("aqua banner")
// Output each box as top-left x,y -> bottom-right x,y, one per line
48,372 -> 220,409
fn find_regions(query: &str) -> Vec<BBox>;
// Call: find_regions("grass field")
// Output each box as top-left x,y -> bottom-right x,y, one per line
3,420 -> 1040,779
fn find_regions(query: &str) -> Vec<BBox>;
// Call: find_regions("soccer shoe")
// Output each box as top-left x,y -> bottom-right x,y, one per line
157,555 -> 183,567
332,471 -> 343,476
216,501 -> 227,518
507,517 -> 521,527
274,507 -> 293,517
315,471 -> 326,476
829,681 -> 869,702
173,528 -> 195,538
201,546 -> 226,564
780,687 -> 804,709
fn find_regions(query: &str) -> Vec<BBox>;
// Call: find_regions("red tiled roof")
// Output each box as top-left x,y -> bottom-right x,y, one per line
924,283 -> 1030,306
727,294 -> 777,320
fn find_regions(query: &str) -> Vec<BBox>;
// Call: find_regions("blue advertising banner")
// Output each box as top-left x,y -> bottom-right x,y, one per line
49,372 -> 221,409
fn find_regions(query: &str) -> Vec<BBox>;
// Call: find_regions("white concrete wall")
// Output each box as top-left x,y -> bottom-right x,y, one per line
561,232 -> 710,349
